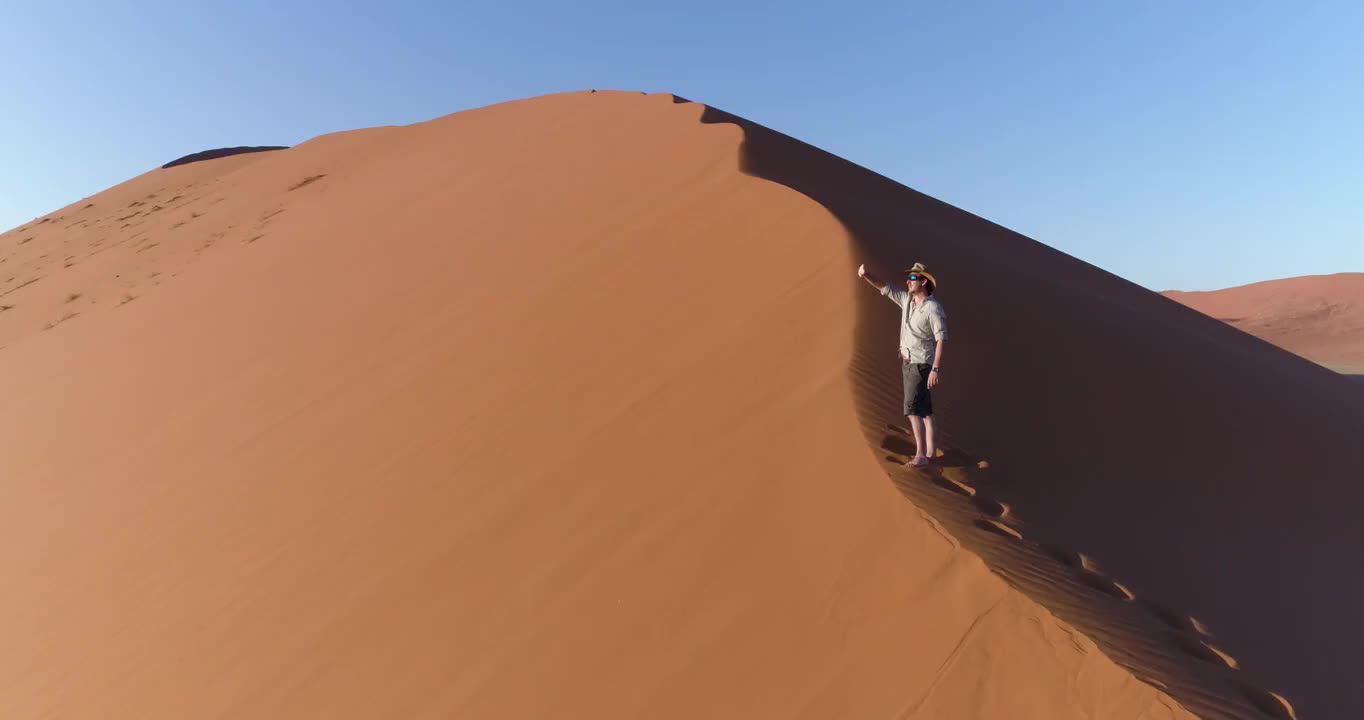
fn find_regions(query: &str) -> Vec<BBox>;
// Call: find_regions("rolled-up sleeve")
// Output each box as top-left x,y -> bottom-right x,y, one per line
929,305 -> 948,341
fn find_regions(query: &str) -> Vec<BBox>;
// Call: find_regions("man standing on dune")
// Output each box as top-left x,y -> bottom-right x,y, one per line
858,262 -> 947,466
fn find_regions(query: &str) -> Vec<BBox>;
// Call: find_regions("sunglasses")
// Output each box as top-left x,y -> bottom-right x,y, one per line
906,275 -> 921,281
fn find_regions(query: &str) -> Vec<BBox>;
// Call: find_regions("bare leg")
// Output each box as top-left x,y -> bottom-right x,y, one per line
923,415 -> 937,460
908,416 -> 927,465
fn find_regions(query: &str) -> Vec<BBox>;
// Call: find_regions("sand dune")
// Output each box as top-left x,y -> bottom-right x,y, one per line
2,89 -> 1355,718
1165,273 -> 1364,374
161,145 -> 289,169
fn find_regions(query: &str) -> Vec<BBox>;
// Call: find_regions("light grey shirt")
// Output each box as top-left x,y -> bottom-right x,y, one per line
881,286 -> 947,363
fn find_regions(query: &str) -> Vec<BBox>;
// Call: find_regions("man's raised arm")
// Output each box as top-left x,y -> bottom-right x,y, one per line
857,263 -> 888,290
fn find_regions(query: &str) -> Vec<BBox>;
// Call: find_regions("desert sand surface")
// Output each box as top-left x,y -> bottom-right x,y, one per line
3,89 -> 1353,718
1165,273 -> 1364,375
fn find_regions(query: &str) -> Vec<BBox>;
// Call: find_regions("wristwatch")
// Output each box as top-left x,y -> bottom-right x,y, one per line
931,367 -> 940,373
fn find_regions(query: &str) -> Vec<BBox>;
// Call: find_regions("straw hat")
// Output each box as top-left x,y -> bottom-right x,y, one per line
904,262 -> 937,291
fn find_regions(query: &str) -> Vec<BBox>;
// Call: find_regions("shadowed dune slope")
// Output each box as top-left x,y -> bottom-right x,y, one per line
0,89 -> 1341,718
686,99 -> 1362,718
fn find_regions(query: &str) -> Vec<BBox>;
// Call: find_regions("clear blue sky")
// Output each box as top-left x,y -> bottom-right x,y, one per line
4,1 -> 1360,291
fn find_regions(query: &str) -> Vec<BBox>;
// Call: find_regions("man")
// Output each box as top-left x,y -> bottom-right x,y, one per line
858,262 -> 947,466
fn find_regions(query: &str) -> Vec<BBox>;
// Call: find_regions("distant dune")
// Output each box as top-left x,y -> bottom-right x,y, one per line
161,145 -> 288,169
4,89 -> 1359,718
1165,273 -> 1364,374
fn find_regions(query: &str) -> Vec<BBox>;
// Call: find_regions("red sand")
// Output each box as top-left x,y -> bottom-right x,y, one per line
4,89 -> 1356,718
1165,273 -> 1364,374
